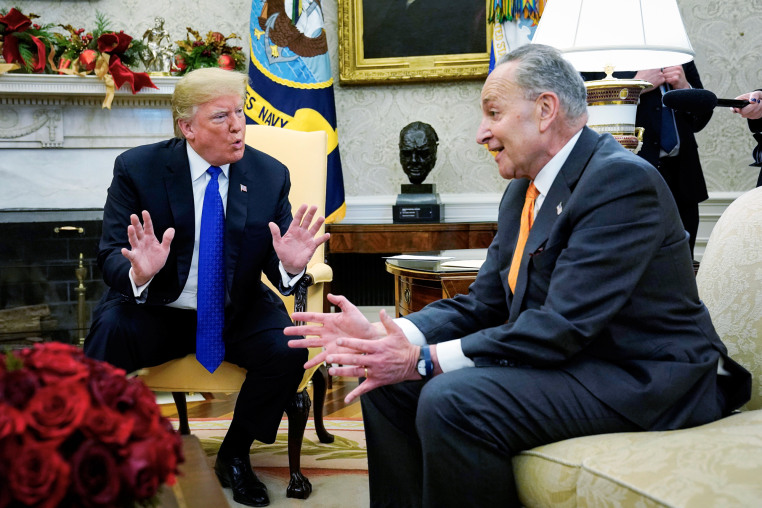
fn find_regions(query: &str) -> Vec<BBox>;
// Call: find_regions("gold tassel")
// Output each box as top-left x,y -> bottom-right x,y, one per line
94,54 -> 115,109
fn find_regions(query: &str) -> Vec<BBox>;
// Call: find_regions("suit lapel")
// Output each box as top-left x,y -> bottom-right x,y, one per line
509,127 -> 601,313
164,140 -> 195,290
225,157 -> 251,290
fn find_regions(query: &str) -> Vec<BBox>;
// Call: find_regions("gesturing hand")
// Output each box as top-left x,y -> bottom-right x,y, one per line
324,309 -> 420,404
121,210 -> 174,286
270,204 -> 330,275
286,294 -> 383,370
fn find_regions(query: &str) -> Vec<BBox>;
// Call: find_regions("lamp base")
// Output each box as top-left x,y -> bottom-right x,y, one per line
585,78 -> 651,153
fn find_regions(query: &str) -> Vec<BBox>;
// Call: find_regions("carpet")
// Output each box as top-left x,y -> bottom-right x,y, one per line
176,418 -> 370,507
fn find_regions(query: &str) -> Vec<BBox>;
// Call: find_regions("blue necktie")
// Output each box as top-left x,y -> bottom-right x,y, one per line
197,166 -> 225,372
661,87 -> 678,154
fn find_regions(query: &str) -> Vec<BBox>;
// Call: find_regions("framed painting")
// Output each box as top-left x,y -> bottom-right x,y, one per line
338,0 -> 490,85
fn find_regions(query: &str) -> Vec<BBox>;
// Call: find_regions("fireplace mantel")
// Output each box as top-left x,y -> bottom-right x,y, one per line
0,74 -> 179,218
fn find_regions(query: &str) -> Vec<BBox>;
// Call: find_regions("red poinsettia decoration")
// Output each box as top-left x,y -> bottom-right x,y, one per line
0,8 -> 50,73
0,342 -> 184,508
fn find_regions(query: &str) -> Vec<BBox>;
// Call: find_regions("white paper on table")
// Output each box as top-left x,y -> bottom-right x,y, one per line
383,255 -> 455,261
439,259 -> 485,269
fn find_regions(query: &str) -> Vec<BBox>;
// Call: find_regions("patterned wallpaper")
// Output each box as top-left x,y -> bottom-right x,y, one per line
15,0 -> 762,196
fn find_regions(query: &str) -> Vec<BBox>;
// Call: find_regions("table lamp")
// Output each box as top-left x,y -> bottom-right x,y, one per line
531,0 -> 694,153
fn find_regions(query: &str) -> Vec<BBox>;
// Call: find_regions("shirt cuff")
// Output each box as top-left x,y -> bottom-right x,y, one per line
129,268 -> 152,303
436,339 -> 475,372
394,318 -> 426,346
278,262 -> 305,287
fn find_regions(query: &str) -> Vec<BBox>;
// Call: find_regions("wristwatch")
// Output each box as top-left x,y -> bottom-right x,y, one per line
417,345 -> 434,379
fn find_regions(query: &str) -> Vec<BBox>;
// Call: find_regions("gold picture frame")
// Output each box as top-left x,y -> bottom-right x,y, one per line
338,0 -> 491,85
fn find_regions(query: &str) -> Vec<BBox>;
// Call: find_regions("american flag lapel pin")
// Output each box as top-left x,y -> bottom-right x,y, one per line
556,202 -> 563,215
240,184 -> 248,193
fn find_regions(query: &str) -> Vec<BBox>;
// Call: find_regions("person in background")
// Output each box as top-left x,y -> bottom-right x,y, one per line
84,67 -> 329,507
285,44 -> 751,508
733,89 -> 762,184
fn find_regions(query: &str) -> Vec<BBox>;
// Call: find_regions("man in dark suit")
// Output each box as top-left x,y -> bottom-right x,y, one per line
583,62 -> 712,258
733,89 -> 762,183
285,44 -> 751,507
84,68 -> 329,507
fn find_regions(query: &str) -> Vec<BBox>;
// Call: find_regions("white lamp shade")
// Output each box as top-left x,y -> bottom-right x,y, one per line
532,0 -> 694,72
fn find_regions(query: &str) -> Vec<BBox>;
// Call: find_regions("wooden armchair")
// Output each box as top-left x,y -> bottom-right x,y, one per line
138,125 -> 334,500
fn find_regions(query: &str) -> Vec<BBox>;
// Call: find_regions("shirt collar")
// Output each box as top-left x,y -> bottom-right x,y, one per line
532,129 -> 583,197
185,141 -> 230,182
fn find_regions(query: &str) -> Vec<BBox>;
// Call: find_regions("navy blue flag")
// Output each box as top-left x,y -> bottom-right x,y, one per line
245,0 -> 345,223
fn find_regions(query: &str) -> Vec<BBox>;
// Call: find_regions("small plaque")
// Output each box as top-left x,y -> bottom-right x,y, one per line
393,203 -> 444,223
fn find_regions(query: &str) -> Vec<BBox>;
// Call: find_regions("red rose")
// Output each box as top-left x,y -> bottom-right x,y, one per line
88,360 -> 130,409
123,379 -> 161,439
217,54 -> 235,70
70,439 -> 122,507
21,342 -> 89,385
119,439 -> 161,500
25,381 -> 89,441
3,366 -> 41,409
79,49 -> 98,71
97,31 -> 132,55
81,406 -> 134,446
7,435 -> 70,508
0,404 -> 26,439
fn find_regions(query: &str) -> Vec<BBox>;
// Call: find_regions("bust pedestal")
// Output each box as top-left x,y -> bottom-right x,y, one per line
392,184 -> 444,223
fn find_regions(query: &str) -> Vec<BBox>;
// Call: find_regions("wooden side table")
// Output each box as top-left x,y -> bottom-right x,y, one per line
157,435 -> 230,508
385,250 -> 487,317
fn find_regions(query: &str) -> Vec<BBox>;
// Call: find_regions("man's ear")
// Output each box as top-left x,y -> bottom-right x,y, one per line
177,118 -> 194,140
536,92 -> 560,133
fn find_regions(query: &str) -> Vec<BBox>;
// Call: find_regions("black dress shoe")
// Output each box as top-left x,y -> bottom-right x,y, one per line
214,455 -> 270,507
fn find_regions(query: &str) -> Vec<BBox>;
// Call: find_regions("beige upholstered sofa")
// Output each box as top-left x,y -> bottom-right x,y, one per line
513,187 -> 762,507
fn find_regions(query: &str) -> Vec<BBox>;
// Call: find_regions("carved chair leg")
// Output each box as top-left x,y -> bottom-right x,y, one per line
312,364 -> 334,444
284,390 -> 312,499
171,391 -> 190,435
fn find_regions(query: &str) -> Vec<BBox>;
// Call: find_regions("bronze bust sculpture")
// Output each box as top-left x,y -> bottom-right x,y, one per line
393,121 -> 443,222
399,121 -> 439,185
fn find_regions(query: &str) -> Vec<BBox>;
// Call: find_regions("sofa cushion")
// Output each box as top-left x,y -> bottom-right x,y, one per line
513,431 -> 667,507
575,410 -> 762,507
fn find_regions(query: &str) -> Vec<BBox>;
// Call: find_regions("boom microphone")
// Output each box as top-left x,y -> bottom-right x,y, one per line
662,89 -> 750,112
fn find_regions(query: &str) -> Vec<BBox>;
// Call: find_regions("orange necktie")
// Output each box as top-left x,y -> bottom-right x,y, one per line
508,182 -> 540,293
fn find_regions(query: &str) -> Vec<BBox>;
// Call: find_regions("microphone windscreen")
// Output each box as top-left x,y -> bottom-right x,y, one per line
662,89 -> 718,112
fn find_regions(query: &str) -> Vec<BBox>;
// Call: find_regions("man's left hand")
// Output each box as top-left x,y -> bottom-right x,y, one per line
270,204 -> 330,274
326,310 -> 421,403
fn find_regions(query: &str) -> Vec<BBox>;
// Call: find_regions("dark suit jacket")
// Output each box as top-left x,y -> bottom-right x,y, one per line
96,137 -> 295,338
407,127 -> 751,431
748,89 -> 762,180
583,61 -> 712,205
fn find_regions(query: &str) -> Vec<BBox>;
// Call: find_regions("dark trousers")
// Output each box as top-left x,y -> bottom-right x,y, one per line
361,367 -> 640,508
84,299 -> 307,444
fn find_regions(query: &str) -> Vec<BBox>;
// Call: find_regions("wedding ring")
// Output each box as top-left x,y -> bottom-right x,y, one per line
364,367 -> 369,378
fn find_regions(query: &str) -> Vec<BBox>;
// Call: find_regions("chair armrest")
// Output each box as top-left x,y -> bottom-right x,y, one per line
306,262 -> 332,285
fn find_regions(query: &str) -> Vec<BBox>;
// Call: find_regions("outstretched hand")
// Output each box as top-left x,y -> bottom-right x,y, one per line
121,210 -> 174,286
270,204 -> 330,275
324,309 -> 420,404
286,294 -> 383,369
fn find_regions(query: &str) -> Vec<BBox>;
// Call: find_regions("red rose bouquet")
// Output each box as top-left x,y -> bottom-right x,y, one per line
0,343 -> 184,508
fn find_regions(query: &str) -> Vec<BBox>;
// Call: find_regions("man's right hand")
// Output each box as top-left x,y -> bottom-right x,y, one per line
286,293 -> 384,369
121,210 -> 174,286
